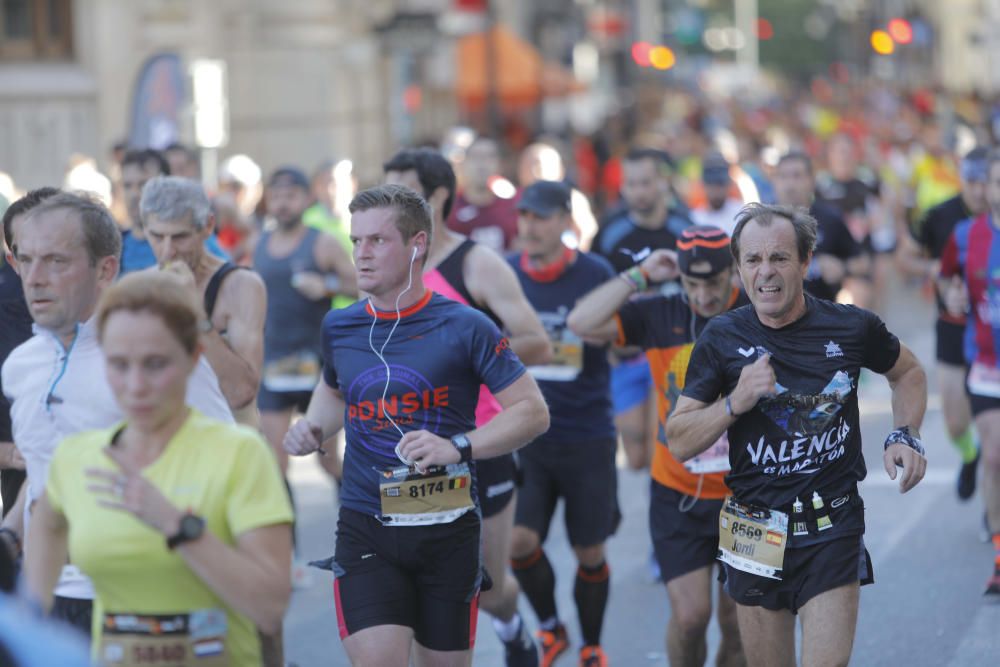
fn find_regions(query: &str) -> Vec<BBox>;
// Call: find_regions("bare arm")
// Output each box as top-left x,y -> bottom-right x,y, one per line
23,493 -> 68,612
885,343 -> 927,431
568,248 -> 678,345
305,380 -> 346,442
316,232 -> 358,298
465,246 -> 553,365
465,373 -> 549,459
203,270 -> 266,410
881,344 -> 928,493
171,523 -> 291,634
397,372 -> 550,467
665,396 -> 735,462
284,380 -> 346,456
566,277 -> 633,344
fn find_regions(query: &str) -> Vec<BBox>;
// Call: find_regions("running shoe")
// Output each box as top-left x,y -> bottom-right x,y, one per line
579,645 -> 608,667
984,570 -> 1000,599
504,618 -> 539,667
537,624 -> 569,667
957,449 -> 980,501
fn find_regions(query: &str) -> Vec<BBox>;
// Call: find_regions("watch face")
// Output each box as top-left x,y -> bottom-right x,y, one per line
180,514 -> 205,538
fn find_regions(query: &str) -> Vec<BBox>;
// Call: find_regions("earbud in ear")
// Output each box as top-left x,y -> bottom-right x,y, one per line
412,246 -> 418,260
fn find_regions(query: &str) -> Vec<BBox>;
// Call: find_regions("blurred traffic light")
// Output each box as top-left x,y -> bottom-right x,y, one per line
870,29 -> 894,55
649,46 -> 675,70
631,41 -> 652,67
756,18 -> 774,41
631,42 -> 674,70
887,18 -> 913,44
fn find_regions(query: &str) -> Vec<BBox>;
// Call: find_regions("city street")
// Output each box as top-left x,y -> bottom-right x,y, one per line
284,275 -> 1000,666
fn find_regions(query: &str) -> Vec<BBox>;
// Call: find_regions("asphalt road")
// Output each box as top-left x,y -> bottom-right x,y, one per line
284,276 -> 1000,666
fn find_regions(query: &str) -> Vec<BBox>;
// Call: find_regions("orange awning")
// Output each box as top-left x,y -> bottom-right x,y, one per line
456,26 -> 584,110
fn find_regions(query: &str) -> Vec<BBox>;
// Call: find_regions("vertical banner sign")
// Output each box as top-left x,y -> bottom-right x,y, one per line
129,53 -> 187,149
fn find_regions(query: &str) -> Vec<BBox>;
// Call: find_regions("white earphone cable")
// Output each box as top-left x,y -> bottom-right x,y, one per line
368,246 -> 419,449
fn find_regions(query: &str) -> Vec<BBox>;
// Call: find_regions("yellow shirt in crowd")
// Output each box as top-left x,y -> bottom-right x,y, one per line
46,410 -> 294,666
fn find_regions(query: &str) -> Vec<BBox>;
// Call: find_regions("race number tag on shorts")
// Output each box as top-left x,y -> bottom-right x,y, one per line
262,351 -> 321,392
969,362 -> 1000,399
379,463 -> 474,525
717,497 -> 788,580
529,333 -> 584,382
101,609 -> 228,666
683,433 -> 730,474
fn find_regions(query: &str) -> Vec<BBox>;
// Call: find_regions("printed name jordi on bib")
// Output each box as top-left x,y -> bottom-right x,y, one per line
717,497 -> 788,580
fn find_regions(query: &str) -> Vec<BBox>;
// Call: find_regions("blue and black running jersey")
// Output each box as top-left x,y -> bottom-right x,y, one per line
322,290 -> 527,520
507,251 -> 616,444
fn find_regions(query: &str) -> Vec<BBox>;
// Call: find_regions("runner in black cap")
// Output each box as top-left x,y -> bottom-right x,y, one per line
568,225 -> 747,667
507,180 -> 618,667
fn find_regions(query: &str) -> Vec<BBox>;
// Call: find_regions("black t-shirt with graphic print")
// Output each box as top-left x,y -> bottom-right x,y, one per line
683,295 -> 900,516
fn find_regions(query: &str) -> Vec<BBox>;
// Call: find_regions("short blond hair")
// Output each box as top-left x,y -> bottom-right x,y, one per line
96,272 -> 201,354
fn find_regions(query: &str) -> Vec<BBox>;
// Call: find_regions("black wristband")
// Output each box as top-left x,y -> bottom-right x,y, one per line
451,433 -> 473,464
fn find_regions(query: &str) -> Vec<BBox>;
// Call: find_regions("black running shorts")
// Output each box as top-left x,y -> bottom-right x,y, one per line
475,454 -> 518,518
936,318 -> 967,367
257,387 -> 312,413
515,438 -> 619,548
968,390 -> 1000,417
720,533 -> 873,613
332,508 -> 481,651
649,481 -> 725,583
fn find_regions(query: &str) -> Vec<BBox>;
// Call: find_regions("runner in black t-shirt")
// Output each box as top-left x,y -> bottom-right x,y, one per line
774,152 -> 866,303
664,203 -> 927,667
909,148 -> 989,500
283,185 -> 550,666
592,148 -> 693,474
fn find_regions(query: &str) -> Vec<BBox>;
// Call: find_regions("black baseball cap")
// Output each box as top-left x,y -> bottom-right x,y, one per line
677,225 -> 733,277
267,166 -> 310,190
516,180 -> 571,217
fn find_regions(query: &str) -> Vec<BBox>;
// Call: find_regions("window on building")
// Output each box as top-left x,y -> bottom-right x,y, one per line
0,0 -> 72,60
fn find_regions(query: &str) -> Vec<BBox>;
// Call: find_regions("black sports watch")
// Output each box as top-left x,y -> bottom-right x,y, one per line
450,433 -> 473,464
167,513 -> 206,550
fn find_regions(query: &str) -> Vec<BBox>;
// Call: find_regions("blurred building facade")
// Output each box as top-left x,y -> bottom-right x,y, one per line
0,0 -> 497,191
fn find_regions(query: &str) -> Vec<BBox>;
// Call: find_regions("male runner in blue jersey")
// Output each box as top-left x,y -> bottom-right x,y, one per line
506,181 -> 617,667
284,184 -> 550,667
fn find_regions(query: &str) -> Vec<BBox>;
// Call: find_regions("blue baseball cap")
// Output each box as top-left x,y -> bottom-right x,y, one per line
517,180 -> 572,217
961,148 -> 989,183
267,166 -> 310,190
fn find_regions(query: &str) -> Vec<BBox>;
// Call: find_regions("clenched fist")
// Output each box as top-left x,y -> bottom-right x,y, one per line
639,249 -> 680,284
729,353 -> 777,415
